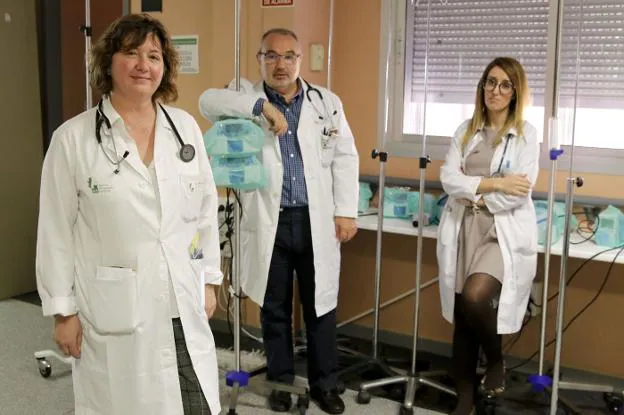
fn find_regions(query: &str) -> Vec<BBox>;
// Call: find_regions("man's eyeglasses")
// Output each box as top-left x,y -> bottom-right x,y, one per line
258,51 -> 300,65
483,77 -> 514,95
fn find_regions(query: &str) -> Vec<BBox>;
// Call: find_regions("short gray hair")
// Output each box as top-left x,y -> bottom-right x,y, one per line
258,28 -> 299,52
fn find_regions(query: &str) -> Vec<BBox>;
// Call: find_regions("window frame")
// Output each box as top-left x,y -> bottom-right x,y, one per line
379,0 -> 624,174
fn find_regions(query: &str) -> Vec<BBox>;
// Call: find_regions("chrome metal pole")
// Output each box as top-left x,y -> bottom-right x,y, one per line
409,0 -> 432,377
401,1 -> 457,409
549,175 -> 580,414
538,121 -> 558,377
550,0 -> 585,412
84,0 -> 92,109
535,0 -> 565,381
233,0 -> 242,374
372,155 -> 386,360
370,0 -> 394,360
327,0 -> 335,90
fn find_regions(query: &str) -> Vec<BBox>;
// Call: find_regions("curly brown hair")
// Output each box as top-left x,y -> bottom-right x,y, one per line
89,13 -> 179,103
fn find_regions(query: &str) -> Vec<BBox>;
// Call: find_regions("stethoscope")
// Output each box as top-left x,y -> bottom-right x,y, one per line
303,79 -> 339,147
95,100 -> 195,174
493,133 -> 513,177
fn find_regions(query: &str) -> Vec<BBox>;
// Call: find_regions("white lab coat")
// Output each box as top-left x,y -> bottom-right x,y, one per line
437,120 -> 540,334
36,97 -> 223,414
199,78 -> 359,316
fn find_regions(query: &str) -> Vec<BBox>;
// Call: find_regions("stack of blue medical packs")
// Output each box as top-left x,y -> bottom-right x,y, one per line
594,205 -> 624,248
203,119 -> 268,189
534,200 -> 578,246
358,182 -> 373,213
383,187 -> 435,221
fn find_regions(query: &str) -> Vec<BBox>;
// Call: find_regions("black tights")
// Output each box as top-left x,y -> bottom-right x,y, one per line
451,273 -> 503,415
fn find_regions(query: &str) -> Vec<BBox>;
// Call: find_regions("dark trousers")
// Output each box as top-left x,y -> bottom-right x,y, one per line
261,206 -> 338,392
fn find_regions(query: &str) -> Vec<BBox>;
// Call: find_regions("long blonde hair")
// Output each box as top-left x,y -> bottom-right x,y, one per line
461,57 -> 530,150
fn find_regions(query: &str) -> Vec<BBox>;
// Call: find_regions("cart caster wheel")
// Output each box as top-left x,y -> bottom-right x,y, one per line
337,381 -> 346,395
357,390 -> 371,405
37,359 -> 51,378
604,392 -> 623,414
399,405 -> 414,415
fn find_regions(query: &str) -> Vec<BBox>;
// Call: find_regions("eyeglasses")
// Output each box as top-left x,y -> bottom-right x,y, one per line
258,51 -> 301,65
483,77 -> 514,95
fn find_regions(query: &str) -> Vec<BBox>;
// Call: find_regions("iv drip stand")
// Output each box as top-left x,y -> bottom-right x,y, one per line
224,2 -> 310,414
81,0 -> 93,109
34,0 -> 92,377
527,0 -> 566,396
333,0 -> 408,394
546,0 -> 624,414
354,2 -> 456,413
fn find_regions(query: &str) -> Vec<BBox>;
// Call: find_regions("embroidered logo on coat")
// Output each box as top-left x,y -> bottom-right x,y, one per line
87,177 -> 112,194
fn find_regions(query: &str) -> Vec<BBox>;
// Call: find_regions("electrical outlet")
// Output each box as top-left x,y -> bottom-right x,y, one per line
309,43 -> 324,72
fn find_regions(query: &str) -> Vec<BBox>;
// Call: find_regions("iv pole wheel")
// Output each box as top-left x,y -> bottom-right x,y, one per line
478,395 -> 498,415
37,357 -> 51,378
356,389 -> 371,404
296,394 -> 309,415
399,405 -> 414,415
604,392 -> 624,414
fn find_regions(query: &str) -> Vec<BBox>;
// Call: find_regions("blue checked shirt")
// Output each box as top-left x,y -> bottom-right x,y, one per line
253,83 -> 309,208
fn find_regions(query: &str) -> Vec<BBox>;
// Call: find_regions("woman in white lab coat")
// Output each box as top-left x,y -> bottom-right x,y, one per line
36,14 -> 222,415
436,57 -> 539,415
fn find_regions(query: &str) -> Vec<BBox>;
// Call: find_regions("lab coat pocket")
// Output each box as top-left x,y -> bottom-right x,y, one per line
180,174 -> 205,222
320,138 -> 336,167
90,266 -> 139,335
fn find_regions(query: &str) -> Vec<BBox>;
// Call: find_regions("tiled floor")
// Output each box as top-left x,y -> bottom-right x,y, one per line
15,292 -> 622,414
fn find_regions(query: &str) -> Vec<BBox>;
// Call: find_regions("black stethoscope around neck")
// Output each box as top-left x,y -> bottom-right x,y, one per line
95,99 -> 195,174
302,79 -> 339,137
303,80 -> 337,120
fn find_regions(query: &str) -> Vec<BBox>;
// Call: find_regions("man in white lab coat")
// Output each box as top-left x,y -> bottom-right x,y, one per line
199,28 -> 359,414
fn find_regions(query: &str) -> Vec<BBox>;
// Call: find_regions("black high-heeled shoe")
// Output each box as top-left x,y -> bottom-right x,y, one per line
478,361 -> 506,397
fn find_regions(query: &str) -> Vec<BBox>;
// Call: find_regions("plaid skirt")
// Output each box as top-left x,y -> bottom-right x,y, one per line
173,318 -> 212,415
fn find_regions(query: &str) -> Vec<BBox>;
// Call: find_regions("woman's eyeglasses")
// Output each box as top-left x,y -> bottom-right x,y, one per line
483,77 -> 514,95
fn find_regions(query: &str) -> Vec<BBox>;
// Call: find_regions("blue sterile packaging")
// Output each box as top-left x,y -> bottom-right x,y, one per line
383,187 -> 411,218
203,118 -> 265,158
534,200 -> 578,246
358,182 -> 373,213
407,191 -> 436,225
594,205 -> 624,248
211,155 -> 268,190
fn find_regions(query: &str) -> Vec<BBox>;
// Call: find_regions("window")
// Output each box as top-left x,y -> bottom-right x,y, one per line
383,0 -> 624,173
555,0 -> 624,150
